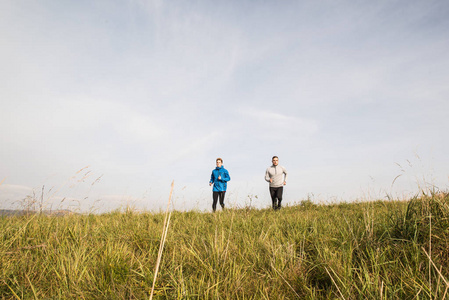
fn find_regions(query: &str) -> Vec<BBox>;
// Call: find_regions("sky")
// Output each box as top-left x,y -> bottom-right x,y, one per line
1,0 -> 448,213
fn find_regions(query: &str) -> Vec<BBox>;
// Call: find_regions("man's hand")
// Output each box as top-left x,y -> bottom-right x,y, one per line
283,181 -> 287,185
269,178 -> 273,183
209,182 -> 213,186
218,175 -> 221,180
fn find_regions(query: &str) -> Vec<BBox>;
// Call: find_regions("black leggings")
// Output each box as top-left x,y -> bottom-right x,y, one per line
212,191 -> 226,212
269,187 -> 283,210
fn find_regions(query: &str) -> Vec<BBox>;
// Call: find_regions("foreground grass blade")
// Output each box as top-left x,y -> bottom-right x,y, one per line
149,181 -> 174,300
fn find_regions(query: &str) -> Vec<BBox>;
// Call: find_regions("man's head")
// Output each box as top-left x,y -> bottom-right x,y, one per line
272,156 -> 279,166
216,158 -> 223,167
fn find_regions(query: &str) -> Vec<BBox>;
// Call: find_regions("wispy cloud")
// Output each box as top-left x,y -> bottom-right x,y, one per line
238,108 -> 319,139
0,184 -> 33,203
1,0 -> 448,211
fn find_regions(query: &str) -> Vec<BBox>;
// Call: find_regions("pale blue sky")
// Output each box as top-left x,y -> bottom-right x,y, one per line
1,0 -> 448,212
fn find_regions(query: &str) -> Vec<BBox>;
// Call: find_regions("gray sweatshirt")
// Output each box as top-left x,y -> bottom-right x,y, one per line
265,165 -> 288,187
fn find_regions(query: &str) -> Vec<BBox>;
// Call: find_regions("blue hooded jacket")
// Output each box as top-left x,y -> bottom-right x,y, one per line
209,166 -> 230,192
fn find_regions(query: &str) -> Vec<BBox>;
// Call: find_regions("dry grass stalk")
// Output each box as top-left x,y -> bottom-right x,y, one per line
422,247 -> 449,298
270,262 -> 301,298
325,266 -> 346,300
380,280 -> 384,300
149,181 -> 174,300
429,211 -> 432,299
5,243 -> 47,255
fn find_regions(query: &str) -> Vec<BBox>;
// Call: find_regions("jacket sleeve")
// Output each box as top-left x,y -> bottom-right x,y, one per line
222,169 -> 230,182
225,170 -> 231,181
210,172 -> 215,184
265,168 -> 271,182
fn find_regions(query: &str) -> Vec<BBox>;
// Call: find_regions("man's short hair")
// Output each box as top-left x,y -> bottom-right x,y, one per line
216,158 -> 223,163
272,156 -> 278,160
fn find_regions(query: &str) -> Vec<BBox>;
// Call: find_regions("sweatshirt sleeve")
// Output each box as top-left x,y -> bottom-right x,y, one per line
265,168 -> 271,182
283,166 -> 288,182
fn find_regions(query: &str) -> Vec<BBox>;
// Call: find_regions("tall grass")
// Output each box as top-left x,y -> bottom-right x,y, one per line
1,192 -> 448,299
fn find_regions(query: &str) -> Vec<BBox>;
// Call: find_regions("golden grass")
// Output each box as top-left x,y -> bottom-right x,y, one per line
150,181 -> 174,300
0,192 -> 448,298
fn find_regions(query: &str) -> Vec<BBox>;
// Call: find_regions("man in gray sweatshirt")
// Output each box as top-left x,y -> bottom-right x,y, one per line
265,156 -> 288,210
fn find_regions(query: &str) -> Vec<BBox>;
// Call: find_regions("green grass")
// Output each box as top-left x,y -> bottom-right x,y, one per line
1,193 -> 448,299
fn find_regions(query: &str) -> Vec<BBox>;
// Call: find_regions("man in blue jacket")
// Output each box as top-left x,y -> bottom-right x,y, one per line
209,158 -> 231,212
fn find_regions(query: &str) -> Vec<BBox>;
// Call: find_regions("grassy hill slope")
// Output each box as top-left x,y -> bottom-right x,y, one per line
1,193 -> 448,299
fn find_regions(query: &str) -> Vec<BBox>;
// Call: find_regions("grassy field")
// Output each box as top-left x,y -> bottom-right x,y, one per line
1,192 -> 448,299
